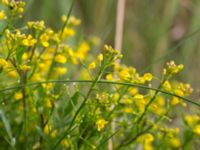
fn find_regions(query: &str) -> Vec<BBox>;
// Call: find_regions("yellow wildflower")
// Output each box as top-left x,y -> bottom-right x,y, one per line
54,67 -> 67,76
50,130 -> 57,138
96,118 -> 108,131
167,61 -> 184,74
61,15 -> 81,26
106,74 -> 114,80
55,54 -> 67,64
134,94 -> 144,100
0,58 -> 8,68
97,53 -> 103,62
170,97 -> 180,106
40,33 -> 50,47
76,42 -> 90,60
2,0 -> 8,5
193,124 -> 200,136
14,92 -> 23,100
128,87 -> 138,96
19,64 -> 31,71
44,124 -> 52,135
22,52 -> 29,61
61,138 -> 70,148
7,70 -> 18,78
22,35 -> 37,47
62,27 -> 75,39
0,10 -> 7,20
42,83 -> 53,90
122,107 -> 134,113
185,115 -> 199,125
88,62 -> 96,69
27,20 -> 45,30
118,69 -> 131,81
143,73 -> 153,81
169,138 -> 181,148
163,81 -> 171,91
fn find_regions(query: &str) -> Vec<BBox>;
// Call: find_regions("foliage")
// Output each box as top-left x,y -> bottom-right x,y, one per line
0,1 -> 199,150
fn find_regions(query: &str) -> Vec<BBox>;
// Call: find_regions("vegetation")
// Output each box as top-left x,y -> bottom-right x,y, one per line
0,0 -> 199,150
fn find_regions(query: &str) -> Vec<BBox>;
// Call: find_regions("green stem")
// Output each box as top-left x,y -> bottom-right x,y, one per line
136,79 -> 165,124
46,0 -> 76,80
21,70 -> 27,148
114,110 -> 169,150
0,80 -> 199,107
52,67 -> 106,149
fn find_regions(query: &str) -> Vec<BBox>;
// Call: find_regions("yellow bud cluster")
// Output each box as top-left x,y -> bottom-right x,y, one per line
61,15 -> 81,26
27,21 -> 45,30
167,61 -> 184,75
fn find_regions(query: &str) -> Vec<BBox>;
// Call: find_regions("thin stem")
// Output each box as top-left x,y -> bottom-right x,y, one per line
52,67 -> 106,149
46,0 -> 76,80
136,79 -> 165,124
0,80 -> 199,107
114,110 -> 170,150
21,70 -> 27,148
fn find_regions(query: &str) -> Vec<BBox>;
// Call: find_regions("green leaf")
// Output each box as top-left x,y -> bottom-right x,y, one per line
0,109 -> 15,147
65,91 -> 80,115
16,46 -> 25,65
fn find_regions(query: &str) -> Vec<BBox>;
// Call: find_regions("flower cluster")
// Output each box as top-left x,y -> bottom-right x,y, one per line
0,1 -> 199,150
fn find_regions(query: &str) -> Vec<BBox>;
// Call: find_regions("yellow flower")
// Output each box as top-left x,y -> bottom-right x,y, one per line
50,130 -> 57,138
69,16 -> 81,26
163,81 -> 171,91
2,0 -> 9,5
14,92 -> 23,100
27,20 -> 45,30
170,97 -> 180,106
42,83 -> 53,90
122,107 -> 134,113
143,73 -> 153,82
19,64 -> 31,71
88,62 -> 96,69
167,61 -> 184,74
0,10 -> 7,20
62,27 -> 75,39
76,42 -> 90,60
0,58 -> 8,68
128,87 -> 138,96
169,138 -> 181,148
44,124 -> 52,135
54,67 -> 67,76
7,70 -> 18,78
118,69 -> 131,81
106,74 -> 114,80
134,94 -> 144,100
97,53 -> 103,62
55,54 -> 67,64
22,53 -> 29,61
193,124 -> 200,136
145,133 -> 154,143
96,118 -> 108,131
40,33 -> 50,47
61,15 -> 81,26
185,115 -> 199,125
61,138 -> 70,148
120,98 -> 133,104
22,35 -> 37,47
45,99 -> 52,108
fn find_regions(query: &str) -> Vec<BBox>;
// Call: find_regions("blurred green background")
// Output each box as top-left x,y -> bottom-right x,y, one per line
23,0 -> 199,98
